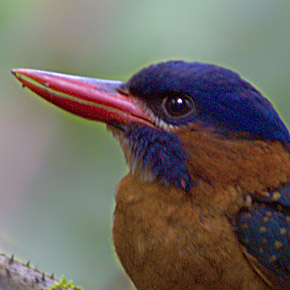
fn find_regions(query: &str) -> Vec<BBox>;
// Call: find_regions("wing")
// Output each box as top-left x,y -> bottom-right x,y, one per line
236,183 -> 290,289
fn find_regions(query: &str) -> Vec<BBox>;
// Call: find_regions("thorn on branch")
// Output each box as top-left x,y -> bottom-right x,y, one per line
8,254 -> 15,265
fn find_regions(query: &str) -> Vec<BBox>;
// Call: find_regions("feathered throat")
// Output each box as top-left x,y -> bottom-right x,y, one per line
107,124 -> 192,191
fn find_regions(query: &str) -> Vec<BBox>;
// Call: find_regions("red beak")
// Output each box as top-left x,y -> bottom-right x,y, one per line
11,69 -> 153,127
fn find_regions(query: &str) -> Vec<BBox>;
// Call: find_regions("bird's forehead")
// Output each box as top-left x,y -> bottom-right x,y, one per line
126,61 -> 242,98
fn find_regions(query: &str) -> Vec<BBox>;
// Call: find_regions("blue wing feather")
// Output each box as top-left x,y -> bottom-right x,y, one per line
236,183 -> 290,282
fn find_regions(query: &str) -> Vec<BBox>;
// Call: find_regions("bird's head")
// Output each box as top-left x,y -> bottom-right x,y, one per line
12,61 -> 290,193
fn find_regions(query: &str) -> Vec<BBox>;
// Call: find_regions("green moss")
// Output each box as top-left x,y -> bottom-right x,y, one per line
47,276 -> 83,290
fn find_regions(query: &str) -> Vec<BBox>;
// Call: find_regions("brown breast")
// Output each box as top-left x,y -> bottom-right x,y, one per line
113,175 -> 273,290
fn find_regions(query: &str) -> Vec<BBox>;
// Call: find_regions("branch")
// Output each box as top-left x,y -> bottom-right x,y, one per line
0,254 -> 82,290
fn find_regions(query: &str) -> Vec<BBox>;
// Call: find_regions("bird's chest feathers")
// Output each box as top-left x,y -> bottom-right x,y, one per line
114,176 -> 242,255
113,178 -> 251,289
112,129 -> 290,289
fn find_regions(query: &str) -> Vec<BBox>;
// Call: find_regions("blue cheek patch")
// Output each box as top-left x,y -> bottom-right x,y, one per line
236,184 -> 290,281
124,125 -> 192,191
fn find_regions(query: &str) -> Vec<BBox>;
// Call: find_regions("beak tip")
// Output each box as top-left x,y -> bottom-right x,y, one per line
11,69 -> 23,78
11,68 -> 29,78
11,69 -> 27,88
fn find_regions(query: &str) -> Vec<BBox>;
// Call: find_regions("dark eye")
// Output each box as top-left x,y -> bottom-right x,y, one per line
162,95 -> 194,117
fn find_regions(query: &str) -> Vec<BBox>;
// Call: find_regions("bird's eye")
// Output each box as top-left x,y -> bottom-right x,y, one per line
162,95 -> 194,117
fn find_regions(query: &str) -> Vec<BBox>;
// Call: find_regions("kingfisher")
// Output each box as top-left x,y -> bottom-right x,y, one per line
12,61 -> 290,290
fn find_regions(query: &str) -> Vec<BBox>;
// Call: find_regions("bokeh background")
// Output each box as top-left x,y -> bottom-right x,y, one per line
1,0 -> 290,289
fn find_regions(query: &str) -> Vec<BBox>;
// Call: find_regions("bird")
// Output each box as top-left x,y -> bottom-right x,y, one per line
12,60 -> 290,290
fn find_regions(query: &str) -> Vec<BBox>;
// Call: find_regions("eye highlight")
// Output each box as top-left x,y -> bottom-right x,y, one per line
162,95 -> 195,117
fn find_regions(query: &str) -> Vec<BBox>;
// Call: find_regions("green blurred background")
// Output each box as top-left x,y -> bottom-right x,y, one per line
1,0 -> 290,289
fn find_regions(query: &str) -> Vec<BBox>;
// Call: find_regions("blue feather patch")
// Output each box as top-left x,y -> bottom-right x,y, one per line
236,184 -> 290,280
123,124 -> 192,191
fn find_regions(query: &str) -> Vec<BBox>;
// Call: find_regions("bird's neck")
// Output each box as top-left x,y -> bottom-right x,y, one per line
115,124 -> 290,213
178,126 -> 290,204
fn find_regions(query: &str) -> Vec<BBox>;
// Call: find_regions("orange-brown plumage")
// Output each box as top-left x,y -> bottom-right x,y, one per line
113,128 -> 290,290
12,61 -> 290,290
